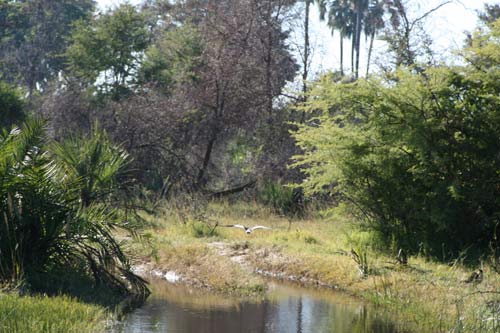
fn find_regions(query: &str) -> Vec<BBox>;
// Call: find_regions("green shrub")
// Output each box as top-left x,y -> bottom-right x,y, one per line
293,23 -> 500,257
259,181 -> 304,217
0,120 -> 147,296
189,221 -> 219,238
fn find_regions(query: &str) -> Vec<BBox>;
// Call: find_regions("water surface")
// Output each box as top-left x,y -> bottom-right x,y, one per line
113,279 -> 411,333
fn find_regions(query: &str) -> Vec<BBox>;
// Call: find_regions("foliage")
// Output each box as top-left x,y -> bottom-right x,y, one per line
0,0 -> 94,94
293,25 -> 500,255
0,293 -> 106,333
380,0 -> 442,68
259,181 -> 303,217
0,81 -> 24,128
478,3 -> 500,25
66,4 -> 150,99
51,123 -> 131,208
0,119 -> 147,296
140,23 -> 204,90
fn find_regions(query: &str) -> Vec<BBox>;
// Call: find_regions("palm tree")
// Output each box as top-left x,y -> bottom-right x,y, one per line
318,0 -> 386,78
364,0 -> 385,76
353,0 -> 370,78
318,0 -> 355,76
0,119 -> 147,296
51,122 -> 131,208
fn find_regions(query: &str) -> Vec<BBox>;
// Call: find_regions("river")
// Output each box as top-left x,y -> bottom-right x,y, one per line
111,278 -> 412,333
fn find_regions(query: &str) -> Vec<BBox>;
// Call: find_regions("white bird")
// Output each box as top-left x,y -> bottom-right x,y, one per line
223,224 -> 272,234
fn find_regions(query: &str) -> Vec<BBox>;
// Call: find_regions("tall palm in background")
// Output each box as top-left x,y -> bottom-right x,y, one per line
364,0 -> 385,76
317,0 -> 386,77
318,0 -> 354,76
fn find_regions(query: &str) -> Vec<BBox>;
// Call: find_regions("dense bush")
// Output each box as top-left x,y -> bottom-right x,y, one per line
293,22 -> 500,257
0,120 -> 147,295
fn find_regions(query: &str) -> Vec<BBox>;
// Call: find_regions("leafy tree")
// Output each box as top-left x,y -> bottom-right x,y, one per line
138,0 -> 297,191
0,0 -> 95,95
381,0 -> 449,69
464,18 -> 500,69
293,22 -> 500,256
66,4 -> 150,99
140,23 -> 204,90
478,3 -> 500,25
0,81 -> 24,128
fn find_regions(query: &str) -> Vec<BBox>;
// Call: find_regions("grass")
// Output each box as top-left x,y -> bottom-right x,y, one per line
0,293 -> 106,333
128,199 -> 500,333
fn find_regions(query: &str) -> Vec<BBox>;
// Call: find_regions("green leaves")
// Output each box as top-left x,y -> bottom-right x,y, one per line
0,82 -> 24,129
51,123 -> 130,208
140,24 -> 204,90
292,61 -> 500,256
65,4 -> 150,98
0,0 -> 94,93
0,119 -> 146,295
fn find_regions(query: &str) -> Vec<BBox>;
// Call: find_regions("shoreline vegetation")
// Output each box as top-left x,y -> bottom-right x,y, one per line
0,293 -> 106,332
126,200 -> 500,333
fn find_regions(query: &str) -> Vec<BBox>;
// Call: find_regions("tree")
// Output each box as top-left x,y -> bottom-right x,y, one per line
364,0 -> 385,76
140,0 -> 297,190
478,3 -> 500,25
318,0 -> 385,78
0,119 -> 147,295
0,0 -> 95,95
292,22 -> 500,256
302,0 -> 313,103
318,0 -> 354,76
0,81 -> 24,129
140,23 -> 204,91
381,0 -> 450,69
66,4 -> 150,99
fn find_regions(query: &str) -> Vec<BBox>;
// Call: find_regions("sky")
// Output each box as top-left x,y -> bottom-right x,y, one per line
96,0 -> 492,75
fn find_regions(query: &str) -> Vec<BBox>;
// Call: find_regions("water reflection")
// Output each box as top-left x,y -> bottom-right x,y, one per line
112,279 -> 410,333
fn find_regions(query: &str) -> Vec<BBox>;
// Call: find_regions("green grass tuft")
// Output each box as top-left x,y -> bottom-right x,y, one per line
0,293 -> 106,332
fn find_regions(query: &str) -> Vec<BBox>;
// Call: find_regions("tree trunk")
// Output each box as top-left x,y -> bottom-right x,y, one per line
302,0 -> 310,99
351,33 -> 355,74
366,31 -> 375,77
265,3 -> 274,122
301,0 -> 311,123
340,35 -> 344,76
354,6 -> 362,79
196,133 -> 217,187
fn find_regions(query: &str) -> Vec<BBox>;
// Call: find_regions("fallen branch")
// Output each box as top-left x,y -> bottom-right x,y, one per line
210,180 -> 257,198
